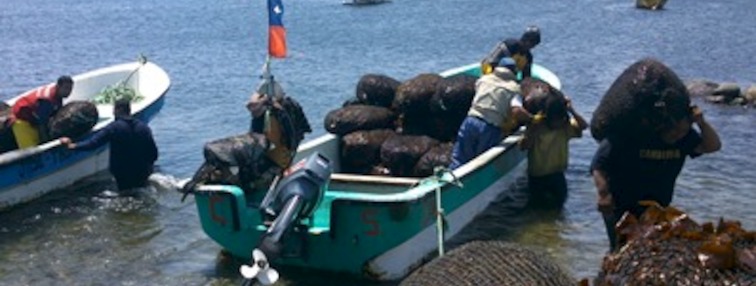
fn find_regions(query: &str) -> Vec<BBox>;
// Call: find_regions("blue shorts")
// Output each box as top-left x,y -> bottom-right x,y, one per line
449,116 -> 502,169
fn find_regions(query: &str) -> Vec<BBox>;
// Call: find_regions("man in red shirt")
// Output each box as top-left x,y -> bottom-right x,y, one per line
11,76 -> 73,148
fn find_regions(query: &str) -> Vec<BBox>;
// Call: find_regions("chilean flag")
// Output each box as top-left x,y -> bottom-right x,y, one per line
268,0 -> 286,58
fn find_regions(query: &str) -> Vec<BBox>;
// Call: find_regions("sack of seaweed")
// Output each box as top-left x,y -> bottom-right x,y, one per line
92,84 -> 143,104
594,201 -> 755,285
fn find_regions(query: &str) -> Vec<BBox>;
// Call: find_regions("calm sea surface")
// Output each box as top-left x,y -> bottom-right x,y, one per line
1,0 -> 754,285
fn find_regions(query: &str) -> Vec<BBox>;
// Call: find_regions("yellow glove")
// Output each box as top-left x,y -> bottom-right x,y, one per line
481,62 -> 493,75
532,113 -> 545,124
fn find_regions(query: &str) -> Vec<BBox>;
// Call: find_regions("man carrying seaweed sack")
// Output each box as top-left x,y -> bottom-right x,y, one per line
181,79 -> 310,195
245,80 -> 311,192
590,58 -> 722,252
519,94 -> 587,209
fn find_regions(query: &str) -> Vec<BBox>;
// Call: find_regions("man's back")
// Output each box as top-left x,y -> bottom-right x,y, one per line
468,70 -> 521,127
107,117 -> 158,176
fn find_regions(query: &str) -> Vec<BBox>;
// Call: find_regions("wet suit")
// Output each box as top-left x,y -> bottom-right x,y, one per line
73,116 -> 158,190
591,131 -> 702,250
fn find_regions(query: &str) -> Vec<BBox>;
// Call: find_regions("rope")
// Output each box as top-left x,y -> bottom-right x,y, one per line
410,166 -> 463,257
119,54 -> 148,88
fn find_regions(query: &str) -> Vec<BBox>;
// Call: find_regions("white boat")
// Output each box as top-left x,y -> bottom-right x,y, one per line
0,60 -> 170,211
343,0 -> 391,6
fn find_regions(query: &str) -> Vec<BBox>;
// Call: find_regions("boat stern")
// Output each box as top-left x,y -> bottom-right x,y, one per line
194,184 -> 264,257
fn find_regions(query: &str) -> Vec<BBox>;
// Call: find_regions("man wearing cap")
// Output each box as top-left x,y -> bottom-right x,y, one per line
11,75 -> 74,148
481,25 -> 541,79
60,98 -> 158,191
450,60 -> 533,169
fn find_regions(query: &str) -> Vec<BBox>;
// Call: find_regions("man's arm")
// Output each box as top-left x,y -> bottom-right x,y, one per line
522,52 -> 533,79
519,117 -> 542,150
483,41 -> 509,68
36,100 -> 55,142
567,97 -> 588,136
592,139 -> 615,215
593,169 -> 614,215
691,107 -> 721,154
63,124 -> 114,151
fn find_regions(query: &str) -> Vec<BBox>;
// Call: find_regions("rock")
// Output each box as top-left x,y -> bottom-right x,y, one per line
730,97 -> 746,106
685,79 -> 719,98
705,95 -> 726,104
712,83 -> 742,102
745,85 -> 756,106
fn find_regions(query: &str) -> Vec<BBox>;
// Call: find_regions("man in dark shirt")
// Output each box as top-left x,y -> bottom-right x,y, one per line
481,26 -> 541,79
60,98 -> 158,191
591,106 -> 721,251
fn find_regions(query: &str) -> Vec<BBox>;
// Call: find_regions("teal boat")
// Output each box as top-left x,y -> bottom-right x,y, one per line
191,63 -> 561,282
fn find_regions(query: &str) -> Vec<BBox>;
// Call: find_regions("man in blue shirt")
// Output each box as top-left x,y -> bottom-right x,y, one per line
60,99 -> 158,191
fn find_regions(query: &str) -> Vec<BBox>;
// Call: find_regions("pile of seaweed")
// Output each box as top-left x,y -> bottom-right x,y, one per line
92,84 -> 143,104
324,73 -> 469,177
326,73 -> 556,177
592,202 -> 755,285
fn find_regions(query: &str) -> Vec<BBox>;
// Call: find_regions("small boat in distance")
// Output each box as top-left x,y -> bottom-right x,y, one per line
0,59 -> 170,211
191,62 -> 561,281
343,0 -> 391,6
636,0 -> 667,10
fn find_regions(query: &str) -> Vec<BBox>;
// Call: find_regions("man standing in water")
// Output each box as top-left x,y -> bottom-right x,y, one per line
591,105 -> 721,251
60,98 -> 158,191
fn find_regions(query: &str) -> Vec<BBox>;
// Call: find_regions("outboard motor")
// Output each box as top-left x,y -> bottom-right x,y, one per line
240,152 -> 332,285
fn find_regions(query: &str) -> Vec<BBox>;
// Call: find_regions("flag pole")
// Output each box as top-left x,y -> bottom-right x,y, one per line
262,54 -> 274,98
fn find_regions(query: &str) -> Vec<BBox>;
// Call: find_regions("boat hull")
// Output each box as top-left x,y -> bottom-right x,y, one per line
0,61 -> 170,211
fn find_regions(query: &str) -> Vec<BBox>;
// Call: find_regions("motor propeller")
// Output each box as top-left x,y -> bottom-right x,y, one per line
240,249 -> 280,285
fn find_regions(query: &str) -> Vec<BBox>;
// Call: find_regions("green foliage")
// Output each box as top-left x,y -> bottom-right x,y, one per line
92,84 -> 143,104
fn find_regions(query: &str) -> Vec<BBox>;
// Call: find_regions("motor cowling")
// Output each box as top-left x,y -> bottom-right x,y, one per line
256,152 -> 332,260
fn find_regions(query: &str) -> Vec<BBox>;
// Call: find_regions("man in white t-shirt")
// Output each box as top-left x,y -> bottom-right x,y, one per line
450,59 -> 532,169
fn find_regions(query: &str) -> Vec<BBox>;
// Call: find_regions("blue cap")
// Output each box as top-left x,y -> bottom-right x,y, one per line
497,58 -> 518,72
